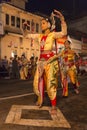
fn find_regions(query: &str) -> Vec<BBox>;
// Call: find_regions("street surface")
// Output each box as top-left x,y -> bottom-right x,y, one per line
0,75 -> 87,130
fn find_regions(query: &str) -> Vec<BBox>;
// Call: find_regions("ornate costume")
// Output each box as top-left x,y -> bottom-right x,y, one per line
32,22 -> 67,107
23,10 -> 67,112
60,48 -> 80,96
20,57 -> 28,80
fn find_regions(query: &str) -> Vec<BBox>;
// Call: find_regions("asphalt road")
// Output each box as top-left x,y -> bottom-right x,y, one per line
0,76 -> 87,130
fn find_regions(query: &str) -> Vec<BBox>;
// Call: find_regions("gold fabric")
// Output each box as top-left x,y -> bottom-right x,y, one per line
23,19 -> 67,105
44,60 -> 58,100
39,30 -> 67,51
33,29 -> 67,103
60,49 -> 79,96
33,58 -> 59,100
20,58 -> 28,80
31,22 -> 67,104
68,65 -> 79,86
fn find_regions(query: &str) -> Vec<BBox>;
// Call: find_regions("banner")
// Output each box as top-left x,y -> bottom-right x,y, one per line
56,36 -> 67,52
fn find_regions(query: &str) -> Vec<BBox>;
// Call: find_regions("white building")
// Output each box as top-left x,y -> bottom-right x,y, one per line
0,0 -> 86,60
0,0 -> 42,60
68,15 -> 87,54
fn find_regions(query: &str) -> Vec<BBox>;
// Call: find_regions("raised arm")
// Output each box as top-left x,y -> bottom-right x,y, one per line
53,10 -> 67,38
22,22 -> 40,39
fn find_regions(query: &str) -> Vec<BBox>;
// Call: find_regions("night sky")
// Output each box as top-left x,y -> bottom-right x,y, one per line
26,0 -> 87,18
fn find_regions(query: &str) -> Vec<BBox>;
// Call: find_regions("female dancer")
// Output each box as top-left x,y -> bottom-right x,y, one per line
58,40 -> 80,97
23,10 -> 67,114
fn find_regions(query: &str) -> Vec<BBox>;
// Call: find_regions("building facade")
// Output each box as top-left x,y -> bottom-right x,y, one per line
68,15 -> 87,55
0,0 -> 86,60
0,0 -> 42,60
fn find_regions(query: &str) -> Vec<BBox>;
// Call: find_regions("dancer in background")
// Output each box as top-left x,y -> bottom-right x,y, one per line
22,10 -> 67,114
20,54 -> 28,80
58,40 -> 80,97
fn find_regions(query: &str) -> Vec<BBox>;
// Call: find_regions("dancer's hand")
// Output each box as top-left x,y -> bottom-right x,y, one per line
53,9 -> 65,22
22,22 -> 29,30
22,22 -> 27,30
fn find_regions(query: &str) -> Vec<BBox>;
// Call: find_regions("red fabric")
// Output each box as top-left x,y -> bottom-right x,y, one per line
41,46 -> 44,50
41,36 -> 47,41
68,62 -> 74,67
64,51 -> 68,62
40,52 -> 54,60
64,57 -> 68,62
40,36 -> 47,51
38,77 -> 44,101
51,97 -> 56,106
78,82 -> 80,86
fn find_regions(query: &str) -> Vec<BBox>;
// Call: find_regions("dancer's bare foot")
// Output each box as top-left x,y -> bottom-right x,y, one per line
50,106 -> 57,115
35,101 -> 42,108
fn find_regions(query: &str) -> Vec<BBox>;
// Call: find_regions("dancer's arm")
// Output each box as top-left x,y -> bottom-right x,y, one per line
53,10 -> 67,38
75,52 -> 80,58
22,22 -> 40,39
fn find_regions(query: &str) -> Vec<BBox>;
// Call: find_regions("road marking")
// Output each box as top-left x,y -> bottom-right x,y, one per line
0,88 -> 62,101
5,105 -> 71,128
0,93 -> 35,101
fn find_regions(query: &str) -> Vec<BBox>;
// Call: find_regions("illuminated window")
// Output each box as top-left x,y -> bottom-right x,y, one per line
11,50 -> 17,58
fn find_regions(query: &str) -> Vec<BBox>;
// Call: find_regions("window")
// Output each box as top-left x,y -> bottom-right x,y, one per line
27,20 -> 30,25
6,14 -> 9,25
27,20 -> 30,31
11,50 -> 17,58
11,16 -> 15,26
22,19 -> 25,24
36,23 -> 39,33
22,19 -> 25,29
16,17 -> 20,28
31,20 -> 35,33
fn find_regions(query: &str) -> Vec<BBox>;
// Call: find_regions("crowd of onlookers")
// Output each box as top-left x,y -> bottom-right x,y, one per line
0,55 -> 38,80
0,55 -> 87,80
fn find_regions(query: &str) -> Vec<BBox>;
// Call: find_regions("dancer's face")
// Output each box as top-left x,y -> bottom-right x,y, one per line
64,41 -> 71,49
41,19 -> 48,31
